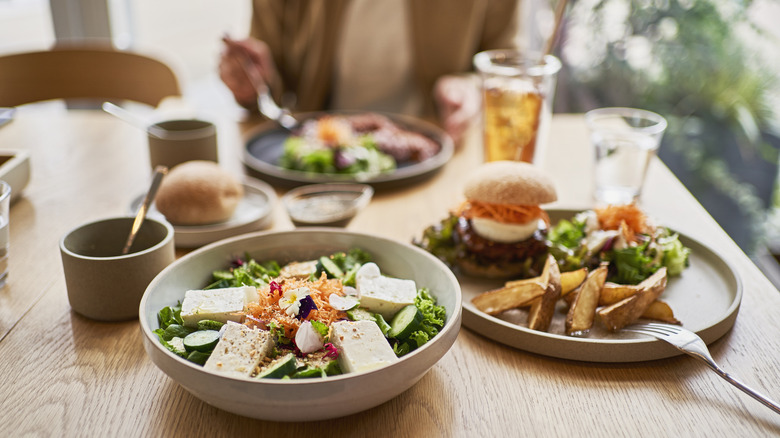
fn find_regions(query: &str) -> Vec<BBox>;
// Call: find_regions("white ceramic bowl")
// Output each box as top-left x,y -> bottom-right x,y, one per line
139,229 -> 462,421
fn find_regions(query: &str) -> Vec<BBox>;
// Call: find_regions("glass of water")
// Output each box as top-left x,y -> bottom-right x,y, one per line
585,107 -> 667,205
0,181 -> 10,287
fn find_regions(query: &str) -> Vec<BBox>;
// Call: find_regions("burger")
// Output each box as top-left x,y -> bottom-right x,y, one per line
415,160 -> 557,279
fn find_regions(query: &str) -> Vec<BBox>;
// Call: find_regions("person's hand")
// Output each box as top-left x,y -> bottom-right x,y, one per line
433,75 -> 481,144
219,36 -> 278,110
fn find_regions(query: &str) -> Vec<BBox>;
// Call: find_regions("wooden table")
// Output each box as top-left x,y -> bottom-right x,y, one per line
2,105 -> 780,436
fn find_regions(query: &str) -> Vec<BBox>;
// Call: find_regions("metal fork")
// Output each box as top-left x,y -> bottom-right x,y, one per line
227,40 -> 298,130
625,322 -> 780,415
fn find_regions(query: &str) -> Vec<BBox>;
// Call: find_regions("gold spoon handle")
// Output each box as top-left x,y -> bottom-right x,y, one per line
122,166 -> 168,255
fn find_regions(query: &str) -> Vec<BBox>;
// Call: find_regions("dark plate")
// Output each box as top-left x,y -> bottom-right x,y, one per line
242,112 -> 454,190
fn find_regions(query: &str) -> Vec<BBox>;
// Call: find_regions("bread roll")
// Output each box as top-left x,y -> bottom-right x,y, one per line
155,161 -> 244,225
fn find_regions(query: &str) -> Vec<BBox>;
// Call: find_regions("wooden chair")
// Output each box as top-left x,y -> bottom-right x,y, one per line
0,45 -> 182,107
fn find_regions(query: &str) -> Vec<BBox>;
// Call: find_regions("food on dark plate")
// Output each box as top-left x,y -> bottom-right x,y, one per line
415,160 -> 557,279
155,160 -> 244,225
280,113 -> 440,177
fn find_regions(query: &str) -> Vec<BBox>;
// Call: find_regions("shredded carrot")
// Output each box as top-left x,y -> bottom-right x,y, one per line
456,200 -> 549,226
245,272 -> 347,339
316,116 -> 352,146
595,204 -> 648,236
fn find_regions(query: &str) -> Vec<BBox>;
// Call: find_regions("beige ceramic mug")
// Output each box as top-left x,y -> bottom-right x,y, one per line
60,217 -> 175,321
147,119 -> 218,169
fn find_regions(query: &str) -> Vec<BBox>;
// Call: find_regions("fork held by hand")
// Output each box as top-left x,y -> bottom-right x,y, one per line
625,322 -> 780,415
223,35 -> 297,130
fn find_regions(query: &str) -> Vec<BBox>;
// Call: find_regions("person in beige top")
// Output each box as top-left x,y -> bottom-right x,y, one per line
220,0 -> 521,143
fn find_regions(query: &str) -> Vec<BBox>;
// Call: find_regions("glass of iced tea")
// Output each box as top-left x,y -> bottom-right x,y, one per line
473,50 -> 561,165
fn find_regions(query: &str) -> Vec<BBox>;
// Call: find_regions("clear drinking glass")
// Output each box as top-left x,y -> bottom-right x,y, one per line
0,181 -> 10,287
473,50 -> 561,165
585,107 -> 667,205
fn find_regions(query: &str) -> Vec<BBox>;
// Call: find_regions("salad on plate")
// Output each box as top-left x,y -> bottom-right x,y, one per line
280,113 -> 440,179
420,201 -> 693,335
547,204 -> 690,285
154,248 -> 446,379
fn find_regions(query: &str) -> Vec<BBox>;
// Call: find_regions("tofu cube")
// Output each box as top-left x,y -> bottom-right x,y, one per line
180,286 -> 258,328
204,322 -> 274,378
330,320 -> 399,373
356,263 -> 417,320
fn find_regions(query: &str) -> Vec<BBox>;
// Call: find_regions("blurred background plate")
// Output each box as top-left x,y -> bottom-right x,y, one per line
242,112 -> 454,190
129,176 -> 276,248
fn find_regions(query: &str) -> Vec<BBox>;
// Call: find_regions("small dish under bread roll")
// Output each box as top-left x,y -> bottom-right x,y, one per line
155,161 -> 244,225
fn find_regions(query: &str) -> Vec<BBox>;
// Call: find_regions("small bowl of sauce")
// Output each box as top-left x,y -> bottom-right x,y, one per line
282,183 -> 374,227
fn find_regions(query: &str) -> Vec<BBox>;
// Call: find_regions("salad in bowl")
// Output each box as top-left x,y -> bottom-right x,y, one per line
139,229 -> 461,421
153,248 -> 446,379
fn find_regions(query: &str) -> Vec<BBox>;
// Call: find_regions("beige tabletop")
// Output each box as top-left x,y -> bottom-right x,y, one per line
1,105 -> 780,436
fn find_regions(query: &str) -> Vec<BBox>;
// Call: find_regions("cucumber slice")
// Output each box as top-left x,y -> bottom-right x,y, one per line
318,256 -> 344,278
373,313 -> 392,336
346,308 -> 374,321
290,366 -> 325,379
387,305 -> 423,339
182,330 -> 220,352
187,350 -> 211,365
323,359 -> 342,376
197,320 -> 225,331
256,353 -> 297,379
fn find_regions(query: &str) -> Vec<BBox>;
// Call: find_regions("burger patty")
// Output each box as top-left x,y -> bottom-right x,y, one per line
454,217 -> 549,266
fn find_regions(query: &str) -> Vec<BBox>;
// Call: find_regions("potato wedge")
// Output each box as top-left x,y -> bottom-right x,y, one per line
598,282 -> 641,306
597,268 -> 668,331
560,268 -> 588,297
563,288 -> 577,308
527,255 -> 561,332
471,280 -> 545,315
507,267 -> 587,297
504,277 -> 537,289
641,300 -> 681,324
565,264 -> 607,335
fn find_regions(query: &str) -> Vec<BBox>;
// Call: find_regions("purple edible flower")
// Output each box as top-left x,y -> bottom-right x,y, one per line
297,295 -> 318,320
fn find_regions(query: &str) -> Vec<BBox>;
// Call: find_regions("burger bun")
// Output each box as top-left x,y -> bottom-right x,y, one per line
464,161 -> 557,206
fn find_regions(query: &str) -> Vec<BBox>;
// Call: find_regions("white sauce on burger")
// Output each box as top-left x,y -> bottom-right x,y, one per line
471,217 -> 543,243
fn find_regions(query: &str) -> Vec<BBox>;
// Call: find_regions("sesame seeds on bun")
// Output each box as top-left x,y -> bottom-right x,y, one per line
463,161 -> 557,206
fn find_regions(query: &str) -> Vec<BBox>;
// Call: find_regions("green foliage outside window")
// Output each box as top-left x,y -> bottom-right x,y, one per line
554,0 -> 780,253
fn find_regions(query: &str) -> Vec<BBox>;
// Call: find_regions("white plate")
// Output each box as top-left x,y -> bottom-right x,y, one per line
129,177 -> 277,248
460,209 -> 743,363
